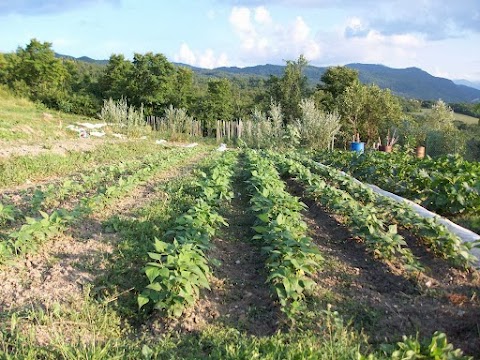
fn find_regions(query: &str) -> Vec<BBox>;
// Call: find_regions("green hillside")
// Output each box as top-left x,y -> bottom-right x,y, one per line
179,62 -> 480,103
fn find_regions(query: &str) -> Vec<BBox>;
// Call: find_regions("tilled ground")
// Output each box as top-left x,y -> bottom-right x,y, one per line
288,180 -> 480,357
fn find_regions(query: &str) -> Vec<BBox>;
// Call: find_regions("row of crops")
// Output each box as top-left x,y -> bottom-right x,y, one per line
1,145 -> 477,358
312,150 -> 480,216
136,149 -> 479,321
0,147 -> 202,263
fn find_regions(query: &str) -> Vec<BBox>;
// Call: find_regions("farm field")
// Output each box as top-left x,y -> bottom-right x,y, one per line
0,144 -> 479,359
414,108 -> 479,125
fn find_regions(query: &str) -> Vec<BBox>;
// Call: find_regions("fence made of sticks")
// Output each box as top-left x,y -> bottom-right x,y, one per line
146,116 -> 257,143
146,116 -> 203,137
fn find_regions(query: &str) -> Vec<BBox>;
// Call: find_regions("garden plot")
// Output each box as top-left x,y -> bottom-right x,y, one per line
1,149 -> 479,359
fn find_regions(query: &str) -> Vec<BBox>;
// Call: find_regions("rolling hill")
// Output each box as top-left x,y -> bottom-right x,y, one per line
183,62 -> 480,103
56,53 -> 480,103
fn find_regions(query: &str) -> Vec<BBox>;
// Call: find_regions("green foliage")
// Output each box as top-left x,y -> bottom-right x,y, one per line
241,101 -> 286,149
3,210 -> 69,259
271,152 -> 422,270
422,100 -> 467,157
138,239 -> 211,317
338,82 -> 404,143
311,150 -> 477,267
98,97 -> 150,136
384,331 -> 471,360
315,150 -> 480,216
203,78 -> 235,134
267,55 -> 310,122
139,151 -> 237,317
297,98 -> 341,150
244,150 -> 323,319
316,66 -> 359,112
0,202 -> 17,226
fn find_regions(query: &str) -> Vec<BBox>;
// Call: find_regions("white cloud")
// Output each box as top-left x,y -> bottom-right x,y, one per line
254,6 -> 271,25
176,43 -> 196,65
174,43 -> 229,69
230,6 -> 255,34
228,6 -> 322,64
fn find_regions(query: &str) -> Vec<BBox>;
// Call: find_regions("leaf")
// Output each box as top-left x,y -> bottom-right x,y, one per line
257,213 -> 270,223
138,294 -> 150,309
146,282 -> 162,291
145,266 -> 166,283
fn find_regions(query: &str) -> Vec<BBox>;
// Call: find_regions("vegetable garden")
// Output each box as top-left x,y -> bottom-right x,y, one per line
0,143 -> 479,359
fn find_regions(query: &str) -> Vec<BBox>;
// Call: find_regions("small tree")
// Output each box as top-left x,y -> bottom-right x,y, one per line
422,100 -> 466,157
297,98 -> 341,150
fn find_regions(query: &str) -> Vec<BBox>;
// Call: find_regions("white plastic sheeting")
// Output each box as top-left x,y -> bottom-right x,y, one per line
315,162 -> 480,266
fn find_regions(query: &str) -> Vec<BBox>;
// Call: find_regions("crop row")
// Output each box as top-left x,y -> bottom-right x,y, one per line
8,149 -> 186,215
138,151 -> 237,318
243,150 -> 323,319
267,152 -> 421,271
0,148 -> 200,263
267,151 -> 476,269
294,152 -> 477,267
313,150 -> 480,216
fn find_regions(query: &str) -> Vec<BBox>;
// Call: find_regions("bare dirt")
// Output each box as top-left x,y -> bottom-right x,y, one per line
0,153 -> 208,315
287,180 -> 480,357
0,138 -> 110,159
146,177 -> 280,337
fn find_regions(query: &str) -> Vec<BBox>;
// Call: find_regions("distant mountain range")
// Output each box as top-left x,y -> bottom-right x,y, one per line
453,79 -> 480,90
56,53 -> 480,103
181,63 -> 480,103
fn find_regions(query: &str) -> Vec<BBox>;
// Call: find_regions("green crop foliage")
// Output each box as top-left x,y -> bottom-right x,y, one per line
139,151 -> 238,318
289,152 -> 476,268
313,150 -> 480,217
244,149 -> 323,320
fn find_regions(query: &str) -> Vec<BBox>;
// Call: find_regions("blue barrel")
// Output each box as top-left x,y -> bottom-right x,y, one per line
350,142 -> 365,152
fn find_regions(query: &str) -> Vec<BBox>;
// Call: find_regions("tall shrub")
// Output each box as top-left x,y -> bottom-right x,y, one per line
297,98 -> 341,150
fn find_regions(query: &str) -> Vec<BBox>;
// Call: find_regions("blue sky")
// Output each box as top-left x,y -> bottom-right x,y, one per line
0,0 -> 479,81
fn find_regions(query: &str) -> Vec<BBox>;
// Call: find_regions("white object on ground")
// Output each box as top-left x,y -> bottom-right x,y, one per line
156,139 -> 167,144
217,143 -> 227,152
90,131 -> 106,137
315,162 -> 480,266
77,122 -> 107,129
367,184 -> 480,263
66,124 -> 83,132
79,129 -> 89,138
183,142 -> 198,148
112,133 -> 125,139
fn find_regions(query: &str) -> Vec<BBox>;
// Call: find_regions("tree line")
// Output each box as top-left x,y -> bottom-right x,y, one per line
0,39 -> 479,157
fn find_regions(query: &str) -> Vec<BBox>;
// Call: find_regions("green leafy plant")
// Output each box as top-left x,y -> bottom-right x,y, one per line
138,151 -> 238,318
384,331 -> 472,360
244,150 -> 323,319
138,239 -> 211,318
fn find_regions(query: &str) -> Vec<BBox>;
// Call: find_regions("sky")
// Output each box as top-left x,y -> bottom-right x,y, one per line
0,0 -> 479,81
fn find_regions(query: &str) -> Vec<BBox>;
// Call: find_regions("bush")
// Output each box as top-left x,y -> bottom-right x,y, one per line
99,97 -> 151,137
297,98 -> 341,150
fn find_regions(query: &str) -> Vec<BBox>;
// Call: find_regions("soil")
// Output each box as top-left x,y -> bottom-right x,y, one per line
0,153 -> 208,315
148,179 -> 280,336
287,180 -> 480,357
0,138 -> 111,159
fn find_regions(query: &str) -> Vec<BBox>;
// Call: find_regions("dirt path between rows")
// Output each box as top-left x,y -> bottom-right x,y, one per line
287,181 -> 480,357
158,176 -> 280,336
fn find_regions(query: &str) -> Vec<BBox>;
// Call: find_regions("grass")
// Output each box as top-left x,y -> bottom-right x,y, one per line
414,108 -> 479,125
0,141 -> 214,189
0,86 -> 94,143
